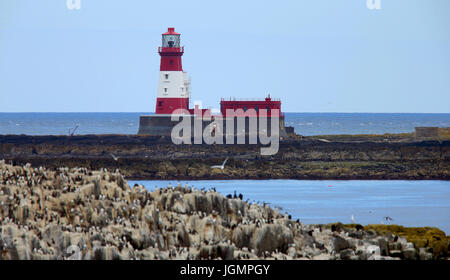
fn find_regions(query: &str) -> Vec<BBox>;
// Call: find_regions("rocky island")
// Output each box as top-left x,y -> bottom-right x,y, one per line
0,161 -> 448,260
0,134 -> 449,180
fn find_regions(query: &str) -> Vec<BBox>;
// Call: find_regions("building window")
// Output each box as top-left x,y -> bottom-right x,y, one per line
255,106 -> 259,112
158,101 -> 163,106
164,88 -> 168,93
266,106 -> 270,112
243,106 -> 248,112
165,74 -> 169,79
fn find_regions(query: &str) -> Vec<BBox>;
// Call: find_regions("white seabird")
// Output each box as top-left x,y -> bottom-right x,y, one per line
210,157 -> 229,170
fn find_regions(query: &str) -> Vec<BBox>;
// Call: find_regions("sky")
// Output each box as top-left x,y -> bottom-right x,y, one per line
0,0 -> 449,113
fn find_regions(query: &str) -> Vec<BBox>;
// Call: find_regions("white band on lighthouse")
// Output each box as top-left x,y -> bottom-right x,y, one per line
157,71 -> 190,98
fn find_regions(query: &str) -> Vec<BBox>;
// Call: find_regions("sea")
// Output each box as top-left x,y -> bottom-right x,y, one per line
0,112 -> 449,136
129,179 -> 450,234
1,112 -> 449,233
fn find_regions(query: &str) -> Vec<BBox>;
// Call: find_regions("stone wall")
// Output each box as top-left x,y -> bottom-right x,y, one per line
138,115 -> 288,138
415,127 -> 450,139
438,127 -> 450,139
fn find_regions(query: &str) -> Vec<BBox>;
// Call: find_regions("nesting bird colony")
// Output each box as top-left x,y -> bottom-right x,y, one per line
0,160 -> 436,260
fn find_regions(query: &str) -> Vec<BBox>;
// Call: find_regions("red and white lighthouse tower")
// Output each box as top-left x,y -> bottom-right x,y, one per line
155,28 -> 190,114
138,27 -> 292,138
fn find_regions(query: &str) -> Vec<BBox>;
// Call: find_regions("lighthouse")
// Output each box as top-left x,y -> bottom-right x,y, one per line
155,28 -> 190,114
138,27 -> 293,141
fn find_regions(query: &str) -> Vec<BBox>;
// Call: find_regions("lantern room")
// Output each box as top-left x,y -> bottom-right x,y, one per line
162,28 -> 181,48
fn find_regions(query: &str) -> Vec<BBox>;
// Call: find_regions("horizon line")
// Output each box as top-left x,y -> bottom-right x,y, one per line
0,111 -> 449,114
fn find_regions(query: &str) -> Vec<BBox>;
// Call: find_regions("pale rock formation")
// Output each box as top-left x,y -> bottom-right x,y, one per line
0,161 -> 434,260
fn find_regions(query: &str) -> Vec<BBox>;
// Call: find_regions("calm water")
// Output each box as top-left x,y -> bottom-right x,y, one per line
3,113 -> 450,233
129,180 -> 450,234
0,112 -> 449,136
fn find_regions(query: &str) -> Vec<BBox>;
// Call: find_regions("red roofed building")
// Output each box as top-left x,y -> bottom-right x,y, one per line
220,95 -> 282,117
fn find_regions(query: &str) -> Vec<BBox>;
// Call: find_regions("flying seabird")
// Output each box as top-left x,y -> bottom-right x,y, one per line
110,153 -> 119,161
68,124 -> 79,136
381,216 -> 393,224
210,157 -> 229,170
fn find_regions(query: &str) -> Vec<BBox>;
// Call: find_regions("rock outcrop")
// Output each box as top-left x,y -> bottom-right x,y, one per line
0,135 -> 449,180
0,161 -> 447,260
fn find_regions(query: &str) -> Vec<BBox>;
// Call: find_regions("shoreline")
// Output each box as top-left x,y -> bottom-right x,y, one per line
125,176 -> 450,181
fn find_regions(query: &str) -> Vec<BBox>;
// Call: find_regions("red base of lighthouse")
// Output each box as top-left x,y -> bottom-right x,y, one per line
155,97 -> 189,114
